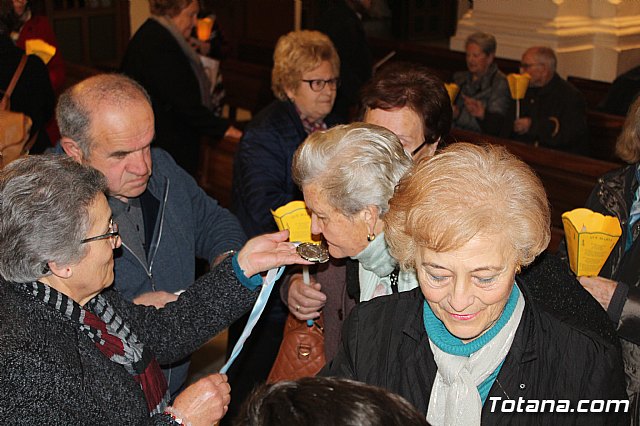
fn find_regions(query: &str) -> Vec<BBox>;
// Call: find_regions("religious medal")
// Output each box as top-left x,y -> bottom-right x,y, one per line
296,242 -> 329,263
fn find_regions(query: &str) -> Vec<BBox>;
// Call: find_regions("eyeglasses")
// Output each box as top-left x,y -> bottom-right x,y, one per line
410,136 -> 441,158
520,62 -> 543,70
301,78 -> 341,92
81,218 -> 120,244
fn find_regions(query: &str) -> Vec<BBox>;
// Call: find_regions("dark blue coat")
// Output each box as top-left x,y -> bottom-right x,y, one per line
232,100 -> 340,238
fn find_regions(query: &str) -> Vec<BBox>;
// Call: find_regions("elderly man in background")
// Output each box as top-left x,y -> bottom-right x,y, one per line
512,46 -> 588,154
452,32 -> 511,137
57,74 -> 247,398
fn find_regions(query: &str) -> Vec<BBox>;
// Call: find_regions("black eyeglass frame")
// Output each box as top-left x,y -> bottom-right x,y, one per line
81,219 -> 119,244
301,78 -> 341,92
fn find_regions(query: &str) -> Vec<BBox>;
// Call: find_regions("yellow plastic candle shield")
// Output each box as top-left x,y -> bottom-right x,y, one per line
271,200 -> 318,244
561,208 -> 622,276
25,39 -> 56,65
444,83 -> 459,104
507,73 -> 530,100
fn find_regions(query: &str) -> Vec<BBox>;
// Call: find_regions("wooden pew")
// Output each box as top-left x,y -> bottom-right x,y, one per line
567,76 -> 611,110
586,110 -> 625,163
451,129 -> 620,253
198,129 -> 621,255
198,134 -> 240,209
220,58 -> 274,122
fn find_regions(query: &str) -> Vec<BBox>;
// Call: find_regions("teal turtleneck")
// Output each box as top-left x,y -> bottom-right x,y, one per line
423,284 -> 520,404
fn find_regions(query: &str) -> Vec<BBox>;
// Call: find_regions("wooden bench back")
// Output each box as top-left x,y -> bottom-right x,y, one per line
451,129 -> 620,253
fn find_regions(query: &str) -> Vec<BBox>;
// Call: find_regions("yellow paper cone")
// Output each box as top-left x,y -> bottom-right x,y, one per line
444,83 -> 459,104
561,208 -> 622,276
271,200 -> 319,243
25,39 -> 56,65
507,73 -> 530,100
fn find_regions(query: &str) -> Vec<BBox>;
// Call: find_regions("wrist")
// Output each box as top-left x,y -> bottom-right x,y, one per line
232,253 -> 262,290
163,406 -> 192,426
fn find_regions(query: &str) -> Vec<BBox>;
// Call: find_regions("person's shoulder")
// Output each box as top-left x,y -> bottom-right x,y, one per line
150,147 -> 186,179
243,101 -> 300,136
556,74 -> 583,97
530,296 -> 619,353
129,19 -> 172,46
599,164 -> 634,183
356,287 -> 424,316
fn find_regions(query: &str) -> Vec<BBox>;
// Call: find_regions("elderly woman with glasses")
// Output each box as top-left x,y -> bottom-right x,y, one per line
0,155 -> 308,423
233,29 -> 341,238
227,30 -> 341,416
360,61 -> 452,162
324,143 -> 628,424
283,123 -> 414,362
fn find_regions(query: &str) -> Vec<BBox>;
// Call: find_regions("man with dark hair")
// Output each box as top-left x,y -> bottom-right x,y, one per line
512,46 -> 589,154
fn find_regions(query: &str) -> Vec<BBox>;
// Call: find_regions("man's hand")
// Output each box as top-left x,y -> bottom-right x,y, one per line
132,291 -> 178,309
513,117 -> 532,134
578,276 -> 618,311
287,273 -> 326,321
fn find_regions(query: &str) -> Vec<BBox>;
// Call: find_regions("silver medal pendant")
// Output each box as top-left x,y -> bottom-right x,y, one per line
296,242 -> 329,263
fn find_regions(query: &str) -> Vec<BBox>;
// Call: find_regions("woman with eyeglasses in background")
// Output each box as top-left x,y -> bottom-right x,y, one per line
226,29 -> 341,424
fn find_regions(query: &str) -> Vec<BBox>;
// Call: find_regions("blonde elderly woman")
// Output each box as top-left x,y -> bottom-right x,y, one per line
0,155 -> 309,423
228,29 -> 341,418
324,143 -> 628,425
122,0 -> 241,176
284,123 -> 414,362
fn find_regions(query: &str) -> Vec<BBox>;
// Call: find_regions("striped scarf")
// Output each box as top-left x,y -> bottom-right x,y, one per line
20,281 -> 170,415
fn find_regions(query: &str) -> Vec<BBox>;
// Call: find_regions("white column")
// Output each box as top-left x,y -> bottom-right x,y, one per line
450,0 -> 640,82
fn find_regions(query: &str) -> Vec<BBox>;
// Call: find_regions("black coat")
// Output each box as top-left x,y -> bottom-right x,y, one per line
0,258 -> 256,423
121,19 -> 229,176
511,74 -> 589,155
0,35 -> 54,154
323,284 -> 629,425
231,100 -> 340,238
314,0 -> 372,121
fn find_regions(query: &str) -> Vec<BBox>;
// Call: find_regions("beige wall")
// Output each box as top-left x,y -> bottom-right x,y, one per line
130,1 -> 150,36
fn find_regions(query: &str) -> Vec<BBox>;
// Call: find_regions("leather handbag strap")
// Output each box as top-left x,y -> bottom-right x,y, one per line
1,55 -> 28,111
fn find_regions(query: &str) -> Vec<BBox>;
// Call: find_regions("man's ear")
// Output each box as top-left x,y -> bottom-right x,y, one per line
60,137 -> 85,163
47,261 -> 73,279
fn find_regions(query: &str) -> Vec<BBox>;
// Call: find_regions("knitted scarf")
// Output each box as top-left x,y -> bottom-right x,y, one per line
20,281 -> 170,415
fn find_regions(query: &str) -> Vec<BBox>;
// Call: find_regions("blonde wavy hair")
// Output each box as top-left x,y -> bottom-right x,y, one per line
271,30 -> 339,101
385,143 -> 550,270
616,96 -> 640,164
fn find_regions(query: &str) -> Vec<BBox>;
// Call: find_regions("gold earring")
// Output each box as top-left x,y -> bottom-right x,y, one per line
367,233 -> 376,242
515,265 -> 522,274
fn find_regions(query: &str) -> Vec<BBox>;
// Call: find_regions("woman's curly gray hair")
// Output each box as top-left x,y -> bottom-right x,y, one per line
292,122 -> 412,218
0,155 -> 107,282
